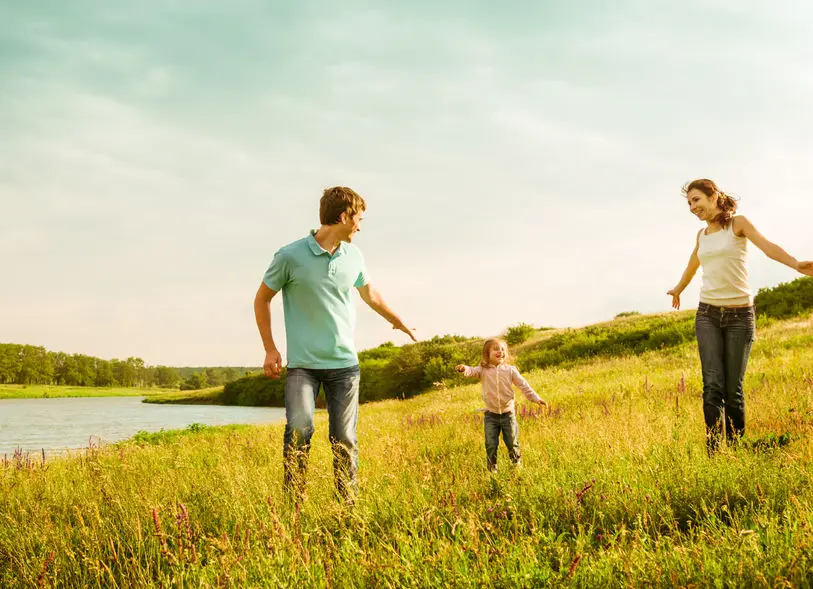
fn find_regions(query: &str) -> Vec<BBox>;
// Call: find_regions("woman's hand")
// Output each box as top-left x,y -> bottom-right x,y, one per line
455,365 -> 466,373
666,288 -> 681,310
797,260 -> 813,276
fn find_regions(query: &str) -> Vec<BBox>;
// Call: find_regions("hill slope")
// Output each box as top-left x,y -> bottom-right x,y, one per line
2,314 -> 812,586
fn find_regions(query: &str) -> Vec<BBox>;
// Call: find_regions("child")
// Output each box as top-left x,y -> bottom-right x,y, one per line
456,338 -> 547,472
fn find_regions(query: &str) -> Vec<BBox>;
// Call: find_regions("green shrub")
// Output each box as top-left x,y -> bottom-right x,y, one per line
505,322 -> 536,345
516,313 -> 696,372
378,336 -> 480,399
754,276 -> 813,319
614,311 -> 641,318
221,373 -> 286,406
220,335 -> 483,406
358,358 -> 391,402
358,341 -> 400,361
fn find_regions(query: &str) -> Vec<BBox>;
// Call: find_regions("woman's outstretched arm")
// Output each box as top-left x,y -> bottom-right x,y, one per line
735,216 -> 813,276
667,230 -> 702,309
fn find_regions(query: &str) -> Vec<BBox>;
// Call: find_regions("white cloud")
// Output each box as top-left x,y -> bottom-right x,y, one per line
2,1 -> 812,365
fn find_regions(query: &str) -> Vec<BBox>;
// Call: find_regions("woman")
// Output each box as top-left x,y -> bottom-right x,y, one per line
667,178 -> 813,454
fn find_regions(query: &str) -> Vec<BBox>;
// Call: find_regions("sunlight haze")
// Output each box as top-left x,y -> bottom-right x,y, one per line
2,1 -> 811,365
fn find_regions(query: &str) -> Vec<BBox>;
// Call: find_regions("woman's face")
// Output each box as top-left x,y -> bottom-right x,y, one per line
686,188 -> 719,221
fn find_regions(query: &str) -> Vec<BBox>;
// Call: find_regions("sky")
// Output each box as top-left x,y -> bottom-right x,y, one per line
1,1 -> 812,367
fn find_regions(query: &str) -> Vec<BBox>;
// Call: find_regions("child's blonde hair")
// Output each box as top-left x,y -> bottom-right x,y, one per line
480,338 -> 510,368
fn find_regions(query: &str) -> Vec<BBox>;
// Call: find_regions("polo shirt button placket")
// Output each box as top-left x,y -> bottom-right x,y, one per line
328,249 -> 342,278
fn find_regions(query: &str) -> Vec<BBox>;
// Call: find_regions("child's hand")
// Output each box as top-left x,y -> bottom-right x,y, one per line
537,399 -> 549,408
455,365 -> 466,373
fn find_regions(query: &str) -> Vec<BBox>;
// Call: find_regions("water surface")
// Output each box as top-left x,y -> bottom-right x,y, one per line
0,397 -> 284,457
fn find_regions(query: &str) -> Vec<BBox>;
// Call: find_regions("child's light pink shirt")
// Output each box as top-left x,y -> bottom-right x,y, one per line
461,363 -> 542,414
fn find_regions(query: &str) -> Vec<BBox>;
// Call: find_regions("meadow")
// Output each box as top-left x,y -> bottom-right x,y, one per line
0,384 -> 177,400
1,314 -> 812,587
143,386 -> 225,405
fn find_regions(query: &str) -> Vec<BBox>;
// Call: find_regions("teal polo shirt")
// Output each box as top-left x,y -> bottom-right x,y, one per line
263,231 -> 369,369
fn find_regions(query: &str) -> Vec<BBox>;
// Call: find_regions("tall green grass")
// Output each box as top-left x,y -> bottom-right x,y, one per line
2,316 -> 812,586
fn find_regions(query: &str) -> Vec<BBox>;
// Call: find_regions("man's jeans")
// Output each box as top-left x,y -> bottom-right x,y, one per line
283,365 -> 360,500
484,411 -> 521,471
695,303 -> 755,454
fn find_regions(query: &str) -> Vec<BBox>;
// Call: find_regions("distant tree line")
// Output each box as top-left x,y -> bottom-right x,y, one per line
0,344 -> 257,389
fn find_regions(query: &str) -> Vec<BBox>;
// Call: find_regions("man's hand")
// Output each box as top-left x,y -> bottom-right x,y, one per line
392,320 -> 417,342
264,348 -> 282,379
666,288 -> 681,310
798,260 -> 813,277
357,284 -> 417,342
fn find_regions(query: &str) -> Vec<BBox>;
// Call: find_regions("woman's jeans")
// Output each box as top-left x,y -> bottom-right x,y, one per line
484,411 -> 521,471
283,365 -> 360,501
695,303 -> 755,453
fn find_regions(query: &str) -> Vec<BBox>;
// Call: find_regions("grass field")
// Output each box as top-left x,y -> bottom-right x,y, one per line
0,384 -> 177,399
143,386 -> 225,405
1,314 -> 812,587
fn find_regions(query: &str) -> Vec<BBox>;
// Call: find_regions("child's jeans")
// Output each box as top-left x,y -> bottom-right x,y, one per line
484,410 -> 521,471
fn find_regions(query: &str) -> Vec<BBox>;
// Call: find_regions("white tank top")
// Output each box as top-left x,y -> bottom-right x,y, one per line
697,220 -> 752,306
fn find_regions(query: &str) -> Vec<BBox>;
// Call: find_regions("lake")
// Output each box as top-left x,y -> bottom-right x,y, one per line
0,397 -> 285,457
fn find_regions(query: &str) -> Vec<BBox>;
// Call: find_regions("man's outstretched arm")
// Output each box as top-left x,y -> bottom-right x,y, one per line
254,282 -> 283,378
357,284 -> 417,342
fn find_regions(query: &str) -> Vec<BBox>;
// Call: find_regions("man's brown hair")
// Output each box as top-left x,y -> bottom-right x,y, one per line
320,186 -> 367,225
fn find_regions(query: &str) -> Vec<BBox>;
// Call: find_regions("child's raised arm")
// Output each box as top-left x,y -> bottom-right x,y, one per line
455,365 -> 482,378
510,366 -> 547,407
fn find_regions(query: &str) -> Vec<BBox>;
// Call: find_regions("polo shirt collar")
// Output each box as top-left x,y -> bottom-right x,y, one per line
307,230 -> 345,257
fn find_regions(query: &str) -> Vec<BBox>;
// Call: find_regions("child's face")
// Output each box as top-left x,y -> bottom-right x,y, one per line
487,343 -> 507,365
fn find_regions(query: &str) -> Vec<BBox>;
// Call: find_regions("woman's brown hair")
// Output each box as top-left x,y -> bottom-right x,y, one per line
682,178 -> 738,228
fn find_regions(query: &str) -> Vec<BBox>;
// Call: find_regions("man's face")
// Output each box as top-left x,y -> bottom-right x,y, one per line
342,211 -> 364,242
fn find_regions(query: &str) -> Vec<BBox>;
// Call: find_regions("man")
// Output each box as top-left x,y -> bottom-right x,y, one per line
254,186 -> 416,502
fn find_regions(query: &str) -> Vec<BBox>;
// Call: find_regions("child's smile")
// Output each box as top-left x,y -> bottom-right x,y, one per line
488,344 -> 507,366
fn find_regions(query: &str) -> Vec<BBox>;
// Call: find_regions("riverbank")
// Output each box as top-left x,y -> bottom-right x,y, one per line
1,384 -> 228,405
0,396 -> 285,457
2,316 -> 812,586
143,386 -> 224,404
0,384 -> 176,399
